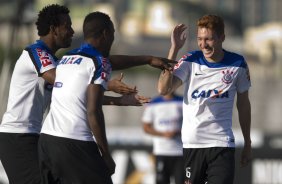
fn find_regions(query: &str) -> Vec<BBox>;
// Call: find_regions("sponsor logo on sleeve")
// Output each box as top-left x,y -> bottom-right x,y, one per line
173,54 -> 191,70
100,57 -> 111,81
36,48 -> 53,67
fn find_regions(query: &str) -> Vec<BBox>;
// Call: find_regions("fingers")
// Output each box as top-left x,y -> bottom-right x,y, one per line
164,58 -> 177,64
174,24 -> 187,35
136,95 -> 151,104
240,153 -> 252,167
118,73 -> 124,81
121,85 -> 138,95
161,58 -> 177,71
241,155 -> 252,167
240,158 -> 250,167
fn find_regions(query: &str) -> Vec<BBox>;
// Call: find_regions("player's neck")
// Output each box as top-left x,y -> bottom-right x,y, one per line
40,37 -> 57,55
205,49 -> 224,63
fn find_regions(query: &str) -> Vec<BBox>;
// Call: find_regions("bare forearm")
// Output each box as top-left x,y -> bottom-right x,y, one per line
110,55 -> 152,70
144,128 -> 163,136
88,110 -> 109,154
168,46 -> 181,61
158,70 -> 173,95
103,96 -> 121,105
238,100 -> 252,145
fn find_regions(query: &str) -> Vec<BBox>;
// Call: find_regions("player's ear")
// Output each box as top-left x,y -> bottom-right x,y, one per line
50,25 -> 57,35
221,34 -> 225,42
50,25 -> 58,35
102,29 -> 108,38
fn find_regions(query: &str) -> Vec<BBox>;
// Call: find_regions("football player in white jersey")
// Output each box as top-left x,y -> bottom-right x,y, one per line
158,15 -> 252,184
37,11 -> 177,183
141,24 -> 187,184
0,5 -> 74,184
142,93 -> 184,184
0,4 -> 174,184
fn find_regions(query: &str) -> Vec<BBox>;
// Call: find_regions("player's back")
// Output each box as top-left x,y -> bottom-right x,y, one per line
41,44 -> 111,141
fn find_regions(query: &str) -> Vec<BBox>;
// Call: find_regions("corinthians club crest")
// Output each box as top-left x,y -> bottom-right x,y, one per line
221,70 -> 234,84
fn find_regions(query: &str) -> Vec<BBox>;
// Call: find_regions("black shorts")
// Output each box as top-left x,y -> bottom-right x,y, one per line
0,132 -> 41,184
38,133 -> 113,184
155,155 -> 184,184
183,147 -> 235,184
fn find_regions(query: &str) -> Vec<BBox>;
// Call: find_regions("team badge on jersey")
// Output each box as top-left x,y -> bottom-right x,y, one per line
221,70 -> 234,84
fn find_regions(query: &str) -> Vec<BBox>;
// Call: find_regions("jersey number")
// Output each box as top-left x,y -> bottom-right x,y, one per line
186,167 -> 191,178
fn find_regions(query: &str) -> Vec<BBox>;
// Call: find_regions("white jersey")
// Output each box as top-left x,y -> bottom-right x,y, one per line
174,50 -> 251,148
142,95 -> 183,156
0,40 -> 57,134
41,43 -> 112,141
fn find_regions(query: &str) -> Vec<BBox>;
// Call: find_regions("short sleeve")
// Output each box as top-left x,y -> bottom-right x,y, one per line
142,105 -> 154,124
27,47 -> 57,75
236,61 -> 251,93
90,56 -> 112,90
173,54 -> 191,83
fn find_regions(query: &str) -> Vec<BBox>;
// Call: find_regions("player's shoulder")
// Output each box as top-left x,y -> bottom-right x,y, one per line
149,95 -> 183,105
173,95 -> 183,102
224,50 -> 244,60
67,43 -> 101,58
24,40 -> 57,63
25,40 -> 49,52
149,96 -> 164,104
223,50 -> 248,68
180,50 -> 204,63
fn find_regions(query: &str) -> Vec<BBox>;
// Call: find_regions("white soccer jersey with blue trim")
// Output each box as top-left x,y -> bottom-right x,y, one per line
0,40 -> 57,134
142,95 -> 183,156
173,50 -> 251,148
41,43 -> 112,141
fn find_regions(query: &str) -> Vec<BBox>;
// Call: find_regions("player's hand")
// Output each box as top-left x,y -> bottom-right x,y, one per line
171,24 -> 187,50
107,73 -> 137,94
103,153 -> 116,175
120,92 -> 151,106
240,144 -> 252,167
149,57 -> 177,71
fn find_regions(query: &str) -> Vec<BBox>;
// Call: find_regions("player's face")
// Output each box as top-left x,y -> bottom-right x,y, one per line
55,14 -> 74,49
197,27 -> 224,62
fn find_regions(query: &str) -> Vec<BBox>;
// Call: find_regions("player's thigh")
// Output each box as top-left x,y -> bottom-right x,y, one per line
206,148 -> 235,184
170,156 -> 185,184
155,156 -> 170,184
40,134 -> 112,184
183,148 -> 207,184
38,135 -> 61,184
0,133 -> 40,184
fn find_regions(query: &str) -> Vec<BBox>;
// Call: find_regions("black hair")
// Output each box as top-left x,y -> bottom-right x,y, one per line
36,4 -> 70,36
83,11 -> 113,39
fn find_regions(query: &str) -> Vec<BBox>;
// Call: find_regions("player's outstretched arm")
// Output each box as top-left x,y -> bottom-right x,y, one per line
237,90 -> 252,167
107,73 -> 137,94
109,55 -> 177,71
103,93 -> 150,106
